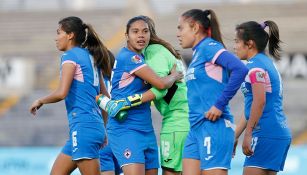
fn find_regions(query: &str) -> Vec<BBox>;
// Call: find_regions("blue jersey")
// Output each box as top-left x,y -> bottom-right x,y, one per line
185,37 -> 233,127
60,47 -> 102,125
241,53 -> 291,139
108,47 -> 152,132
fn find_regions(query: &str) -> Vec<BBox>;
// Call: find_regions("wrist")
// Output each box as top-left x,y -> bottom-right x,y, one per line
245,127 -> 253,135
38,99 -> 43,105
96,95 -> 111,111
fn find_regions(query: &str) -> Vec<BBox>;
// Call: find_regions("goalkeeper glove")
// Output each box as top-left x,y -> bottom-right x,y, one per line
96,94 -> 143,120
120,94 -> 143,110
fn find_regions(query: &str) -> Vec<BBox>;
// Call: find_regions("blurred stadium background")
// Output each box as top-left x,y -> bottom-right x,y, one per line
0,0 -> 307,174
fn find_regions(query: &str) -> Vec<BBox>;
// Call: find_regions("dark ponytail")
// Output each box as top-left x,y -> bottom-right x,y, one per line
182,9 -> 225,47
83,24 -> 111,76
59,16 -> 111,76
206,10 -> 224,47
265,21 -> 282,60
236,20 -> 282,60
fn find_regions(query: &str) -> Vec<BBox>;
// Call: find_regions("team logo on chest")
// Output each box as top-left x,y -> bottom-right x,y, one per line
131,55 -> 142,64
124,148 -> 132,159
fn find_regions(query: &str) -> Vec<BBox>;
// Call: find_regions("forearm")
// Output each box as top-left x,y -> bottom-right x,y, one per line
235,114 -> 247,139
245,101 -> 264,134
141,90 -> 156,103
39,90 -> 66,104
160,74 -> 177,89
214,51 -> 248,111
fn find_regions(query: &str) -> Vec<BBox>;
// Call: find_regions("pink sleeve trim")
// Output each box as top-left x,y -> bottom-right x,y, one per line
129,64 -> 147,74
211,49 -> 226,64
62,60 -> 76,66
249,68 -> 266,84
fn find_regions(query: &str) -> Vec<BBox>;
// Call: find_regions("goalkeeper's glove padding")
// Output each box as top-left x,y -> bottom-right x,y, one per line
96,94 -> 143,119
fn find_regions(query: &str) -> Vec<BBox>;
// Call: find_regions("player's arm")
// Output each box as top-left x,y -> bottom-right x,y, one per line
29,63 -> 75,115
107,48 -> 180,106
144,46 -> 179,102
233,113 -> 247,157
235,113 -> 247,141
134,64 -> 182,90
242,69 -> 266,156
206,51 -> 248,121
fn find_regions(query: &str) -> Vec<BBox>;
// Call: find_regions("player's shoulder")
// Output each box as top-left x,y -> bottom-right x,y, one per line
246,53 -> 268,69
116,47 -> 144,65
117,47 -> 136,59
198,38 -> 224,56
202,38 -> 223,49
61,48 -> 79,61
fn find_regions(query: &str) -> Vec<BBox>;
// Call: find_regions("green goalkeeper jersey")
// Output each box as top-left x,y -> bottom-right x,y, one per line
144,44 -> 190,133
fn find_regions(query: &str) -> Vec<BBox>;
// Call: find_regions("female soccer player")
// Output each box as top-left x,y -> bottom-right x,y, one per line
29,16 -> 110,175
142,16 -> 190,175
111,15 -> 190,175
233,20 -> 292,175
177,9 -> 248,175
106,16 -> 182,175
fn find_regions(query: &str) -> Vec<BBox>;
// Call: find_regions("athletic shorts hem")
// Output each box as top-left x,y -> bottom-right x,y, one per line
73,156 -> 97,161
244,165 -> 278,172
121,162 -> 143,168
182,156 -> 200,160
203,166 -> 229,171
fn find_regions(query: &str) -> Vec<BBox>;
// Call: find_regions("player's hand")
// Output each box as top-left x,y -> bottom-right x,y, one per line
170,64 -> 183,82
205,106 -> 222,121
29,99 -> 43,116
96,94 -> 142,118
96,94 -> 128,118
242,132 -> 253,156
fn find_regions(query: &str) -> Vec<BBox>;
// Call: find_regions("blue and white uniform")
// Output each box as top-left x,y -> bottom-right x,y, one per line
241,53 -> 291,171
107,47 -> 159,169
183,37 -> 248,170
60,47 -> 105,160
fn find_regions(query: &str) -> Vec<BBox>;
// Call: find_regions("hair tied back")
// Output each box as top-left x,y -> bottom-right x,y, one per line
203,10 -> 210,17
260,22 -> 267,29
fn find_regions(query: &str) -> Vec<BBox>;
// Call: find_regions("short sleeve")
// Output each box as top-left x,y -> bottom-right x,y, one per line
248,68 -> 266,84
61,52 -> 77,66
126,54 -> 146,74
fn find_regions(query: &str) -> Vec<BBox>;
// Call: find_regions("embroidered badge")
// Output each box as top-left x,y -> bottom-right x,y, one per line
131,55 -> 142,64
124,149 -> 132,159
255,71 -> 265,83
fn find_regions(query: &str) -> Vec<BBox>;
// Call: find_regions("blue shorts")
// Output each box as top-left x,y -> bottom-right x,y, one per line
244,137 -> 291,171
62,122 -> 105,160
183,119 -> 235,170
108,128 -> 159,170
99,144 -> 122,174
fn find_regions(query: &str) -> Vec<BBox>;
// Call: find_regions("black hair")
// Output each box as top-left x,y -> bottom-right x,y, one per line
59,16 -> 111,75
126,16 -> 148,34
236,20 -> 282,60
181,9 -> 225,47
